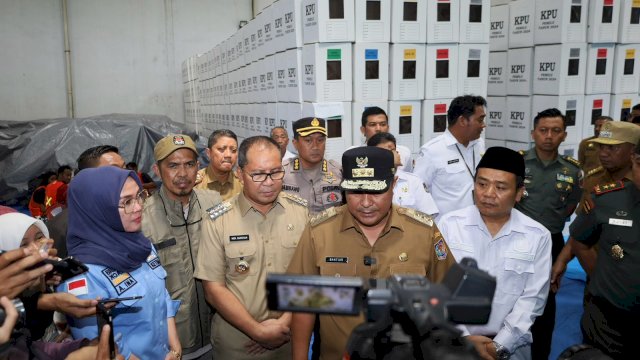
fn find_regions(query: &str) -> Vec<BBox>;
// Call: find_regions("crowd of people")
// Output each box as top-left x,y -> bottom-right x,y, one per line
1,96 -> 639,360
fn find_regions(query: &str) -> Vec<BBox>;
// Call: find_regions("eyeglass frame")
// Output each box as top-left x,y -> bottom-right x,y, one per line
242,168 -> 286,182
118,190 -> 150,214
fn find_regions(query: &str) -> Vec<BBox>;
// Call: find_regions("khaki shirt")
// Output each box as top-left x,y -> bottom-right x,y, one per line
287,204 -> 456,360
195,166 -> 243,200
194,191 -> 309,359
142,187 -> 222,353
578,136 -> 601,174
282,158 -> 343,214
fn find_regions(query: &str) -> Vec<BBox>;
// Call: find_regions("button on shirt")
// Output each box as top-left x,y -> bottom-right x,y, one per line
437,205 -> 551,353
414,130 -> 484,218
394,170 -> 439,216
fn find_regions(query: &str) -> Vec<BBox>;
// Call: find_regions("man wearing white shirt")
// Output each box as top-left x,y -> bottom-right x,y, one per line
271,126 -> 296,161
437,147 -> 551,360
414,95 -> 486,218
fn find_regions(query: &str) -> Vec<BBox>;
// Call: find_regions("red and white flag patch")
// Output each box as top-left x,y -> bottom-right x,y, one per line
67,278 -> 88,296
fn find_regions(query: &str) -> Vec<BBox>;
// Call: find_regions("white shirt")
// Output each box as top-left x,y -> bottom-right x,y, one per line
282,149 -> 296,161
348,143 -> 413,173
437,205 -> 551,354
413,129 -> 484,218
393,170 -> 439,216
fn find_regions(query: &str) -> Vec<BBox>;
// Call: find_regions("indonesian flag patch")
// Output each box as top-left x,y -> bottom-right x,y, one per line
67,278 -> 88,296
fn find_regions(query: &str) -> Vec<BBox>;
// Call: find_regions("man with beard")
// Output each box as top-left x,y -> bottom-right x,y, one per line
143,134 -> 222,359
195,129 -> 242,200
281,117 -> 343,214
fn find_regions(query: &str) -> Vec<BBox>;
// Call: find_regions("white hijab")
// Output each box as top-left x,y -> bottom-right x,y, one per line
0,213 -> 49,250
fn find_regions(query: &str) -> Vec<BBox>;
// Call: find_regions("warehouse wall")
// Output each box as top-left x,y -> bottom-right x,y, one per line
0,0 -> 252,122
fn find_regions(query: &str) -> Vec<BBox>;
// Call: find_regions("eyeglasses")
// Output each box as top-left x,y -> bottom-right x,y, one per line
245,169 -> 286,182
118,190 -> 150,214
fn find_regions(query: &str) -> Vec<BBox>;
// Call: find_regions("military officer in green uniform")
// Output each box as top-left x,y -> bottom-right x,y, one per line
567,139 -> 640,359
514,108 -> 582,360
282,117 -> 343,214
577,115 -> 611,175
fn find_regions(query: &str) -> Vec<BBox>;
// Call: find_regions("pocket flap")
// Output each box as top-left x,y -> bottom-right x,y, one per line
226,242 -> 257,258
503,258 -> 534,274
389,264 -> 426,276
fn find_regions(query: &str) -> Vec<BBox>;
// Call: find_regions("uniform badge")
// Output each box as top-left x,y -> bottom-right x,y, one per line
616,210 -> 628,217
173,135 -> 185,145
324,171 -> 335,184
611,244 -> 624,260
146,253 -> 161,269
326,192 -> 339,203
434,239 -> 447,260
398,253 -> 408,262
67,278 -> 89,296
311,118 -> 320,127
287,224 -> 295,231
102,268 -> 137,295
236,259 -> 250,274
401,185 -> 409,193
356,156 -> 368,168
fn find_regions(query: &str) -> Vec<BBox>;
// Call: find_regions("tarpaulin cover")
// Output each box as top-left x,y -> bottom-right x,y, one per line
0,114 -> 204,206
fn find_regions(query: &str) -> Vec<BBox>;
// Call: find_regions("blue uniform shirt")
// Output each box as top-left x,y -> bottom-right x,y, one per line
57,249 -> 180,359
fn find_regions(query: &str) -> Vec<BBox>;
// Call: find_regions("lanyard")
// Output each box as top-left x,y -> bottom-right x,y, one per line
455,144 -> 476,179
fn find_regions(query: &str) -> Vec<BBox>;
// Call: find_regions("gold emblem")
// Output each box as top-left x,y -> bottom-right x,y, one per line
236,260 -> 250,274
611,244 -> 624,260
311,118 -> 320,127
587,143 -> 594,148
398,253 -> 408,262
356,156 -> 368,168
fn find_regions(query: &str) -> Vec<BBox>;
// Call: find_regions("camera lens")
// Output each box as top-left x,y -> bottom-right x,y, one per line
0,298 -> 26,327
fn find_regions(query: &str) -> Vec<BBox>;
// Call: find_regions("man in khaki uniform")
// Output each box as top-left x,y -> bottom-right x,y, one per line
195,129 -> 243,200
578,116 -> 611,175
287,146 -> 456,360
195,136 -> 309,359
143,134 -> 222,359
282,117 -> 343,214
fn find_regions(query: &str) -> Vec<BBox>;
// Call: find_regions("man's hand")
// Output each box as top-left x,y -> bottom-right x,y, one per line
465,335 -> 495,360
252,318 -> 291,350
0,296 -> 18,345
38,292 -> 98,318
66,325 -> 126,360
550,258 -> 567,293
0,248 -> 52,298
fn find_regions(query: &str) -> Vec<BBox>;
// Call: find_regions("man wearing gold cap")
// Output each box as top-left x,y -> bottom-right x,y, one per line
281,117 -> 343,214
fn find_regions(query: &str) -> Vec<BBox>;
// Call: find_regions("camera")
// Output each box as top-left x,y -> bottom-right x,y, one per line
267,258 -> 496,360
0,298 -> 26,328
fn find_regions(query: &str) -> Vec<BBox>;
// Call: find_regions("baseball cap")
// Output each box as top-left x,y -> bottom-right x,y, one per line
293,117 -> 327,137
154,134 -> 197,161
590,121 -> 640,146
341,147 -> 395,193
476,147 -> 525,179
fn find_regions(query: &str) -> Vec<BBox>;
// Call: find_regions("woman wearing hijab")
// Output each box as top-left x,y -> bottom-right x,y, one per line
57,166 -> 181,360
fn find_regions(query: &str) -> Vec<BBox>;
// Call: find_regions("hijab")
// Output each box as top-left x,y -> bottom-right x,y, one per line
67,167 -> 151,273
0,213 -> 49,250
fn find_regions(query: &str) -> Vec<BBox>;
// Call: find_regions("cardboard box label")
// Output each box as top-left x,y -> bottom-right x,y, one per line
593,99 -> 603,108
623,99 -> 632,107
404,49 -> 416,60
626,49 -> 636,59
434,103 -> 447,113
437,49 -> 449,59
365,49 -> 379,60
597,49 -> 607,58
400,105 -> 412,116
327,49 -> 342,60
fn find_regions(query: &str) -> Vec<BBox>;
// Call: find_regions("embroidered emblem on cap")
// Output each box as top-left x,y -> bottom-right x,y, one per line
173,135 -> 186,145
356,156 -> 368,168
311,118 -> 320,126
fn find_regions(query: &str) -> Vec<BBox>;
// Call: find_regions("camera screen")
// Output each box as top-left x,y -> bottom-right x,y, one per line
266,274 -> 362,315
366,0 -> 381,20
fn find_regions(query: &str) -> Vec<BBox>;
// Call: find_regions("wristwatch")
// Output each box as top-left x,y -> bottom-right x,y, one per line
492,341 -> 511,360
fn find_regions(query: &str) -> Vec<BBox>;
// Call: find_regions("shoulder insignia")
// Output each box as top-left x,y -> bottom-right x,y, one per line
281,192 -> 308,207
586,166 -> 604,178
518,150 -> 526,156
593,181 -> 625,196
101,268 -> 137,296
310,206 -> 338,226
206,201 -> 232,220
582,197 -> 595,214
562,155 -> 581,168
399,207 -> 434,227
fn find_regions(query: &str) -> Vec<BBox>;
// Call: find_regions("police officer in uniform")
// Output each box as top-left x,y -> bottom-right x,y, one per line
282,117 -> 343,214
194,136 -> 309,359
568,140 -> 640,359
143,134 -> 222,359
514,109 -> 582,359
287,146 -> 455,360
578,115 -> 611,175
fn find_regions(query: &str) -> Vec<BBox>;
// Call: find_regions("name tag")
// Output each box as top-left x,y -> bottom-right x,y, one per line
609,218 -> 633,227
556,174 -> 574,184
230,235 -> 250,241
325,257 -> 348,263
447,159 -> 460,165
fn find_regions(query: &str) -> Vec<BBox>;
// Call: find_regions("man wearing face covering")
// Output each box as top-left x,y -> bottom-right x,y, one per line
57,166 -> 182,360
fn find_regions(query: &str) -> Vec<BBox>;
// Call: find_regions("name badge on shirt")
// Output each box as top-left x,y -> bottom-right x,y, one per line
609,218 -> 633,227
556,174 -> 574,184
230,235 -> 250,241
325,257 -> 348,263
102,268 -> 137,295
447,159 -> 460,165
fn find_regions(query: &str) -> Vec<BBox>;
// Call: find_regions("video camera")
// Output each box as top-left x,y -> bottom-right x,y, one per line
267,258 -> 496,360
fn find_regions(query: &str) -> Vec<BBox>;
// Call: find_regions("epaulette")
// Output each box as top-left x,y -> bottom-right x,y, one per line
562,155 -> 581,168
206,201 -> 232,220
582,197 -> 595,214
281,192 -> 308,207
309,206 -> 338,226
518,150 -> 526,156
593,181 -> 625,196
398,207 -> 434,227
586,166 -> 604,178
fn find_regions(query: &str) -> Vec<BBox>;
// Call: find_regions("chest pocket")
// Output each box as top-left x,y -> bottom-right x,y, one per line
389,264 -> 426,276
153,239 -> 184,294
226,242 -> 258,277
496,257 -> 535,303
320,263 -> 357,277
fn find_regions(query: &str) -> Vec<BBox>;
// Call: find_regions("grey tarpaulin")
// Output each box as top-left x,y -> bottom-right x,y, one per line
0,114 -> 205,206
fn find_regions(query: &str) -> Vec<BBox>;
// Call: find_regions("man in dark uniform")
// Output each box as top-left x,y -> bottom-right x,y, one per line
567,139 -> 640,359
578,115 -> 611,175
515,108 -> 582,360
287,147 -> 455,360
282,117 -> 343,214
